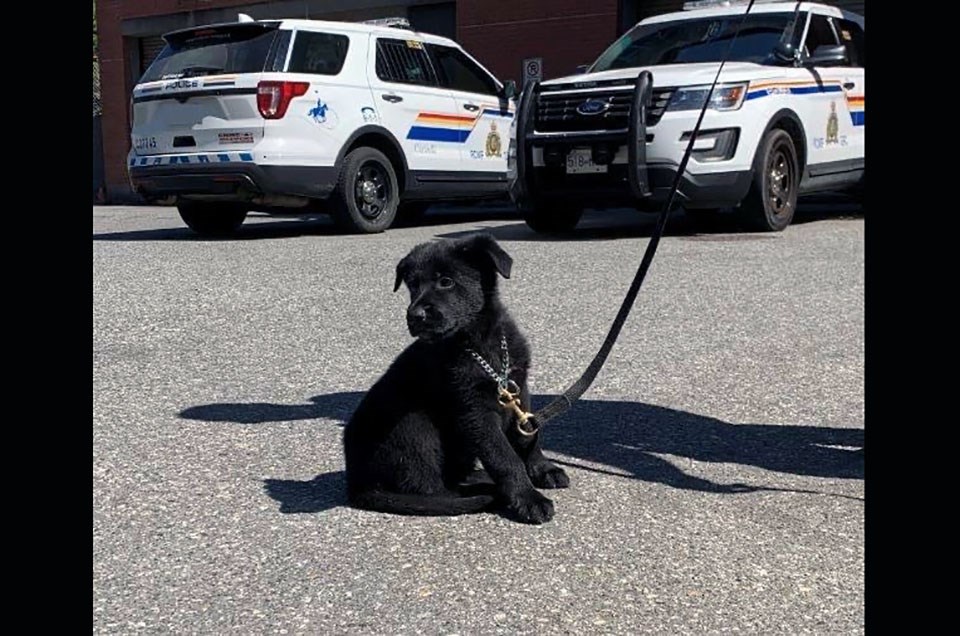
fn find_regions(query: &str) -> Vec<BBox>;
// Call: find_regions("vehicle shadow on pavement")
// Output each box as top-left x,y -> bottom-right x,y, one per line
92,207 -> 519,242
92,215 -> 342,241
435,201 -> 863,243
181,392 -> 863,513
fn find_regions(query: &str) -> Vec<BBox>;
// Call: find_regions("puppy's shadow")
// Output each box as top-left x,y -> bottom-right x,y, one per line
181,393 -> 358,424
182,391 -> 863,512
263,471 -> 348,514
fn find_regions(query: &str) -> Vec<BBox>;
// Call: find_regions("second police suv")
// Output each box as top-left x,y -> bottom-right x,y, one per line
508,1 -> 865,233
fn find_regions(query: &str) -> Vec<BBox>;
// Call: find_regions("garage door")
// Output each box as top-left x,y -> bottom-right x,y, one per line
139,35 -> 166,75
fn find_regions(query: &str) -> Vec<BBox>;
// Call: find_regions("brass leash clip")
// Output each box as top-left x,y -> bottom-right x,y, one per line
497,379 -> 539,437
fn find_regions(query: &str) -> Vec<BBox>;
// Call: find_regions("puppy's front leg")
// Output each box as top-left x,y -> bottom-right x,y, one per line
461,411 -> 554,524
509,386 -> 570,490
518,436 -> 571,490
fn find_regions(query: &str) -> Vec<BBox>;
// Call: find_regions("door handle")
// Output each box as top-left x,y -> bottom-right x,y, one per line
381,94 -> 403,103
463,103 -> 480,112
843,82 -> 855,90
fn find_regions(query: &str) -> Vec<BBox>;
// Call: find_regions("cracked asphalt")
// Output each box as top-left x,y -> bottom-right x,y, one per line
93,201 -> 864,634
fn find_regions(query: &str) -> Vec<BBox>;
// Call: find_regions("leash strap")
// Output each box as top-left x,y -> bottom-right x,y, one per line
532,0 -> 758,426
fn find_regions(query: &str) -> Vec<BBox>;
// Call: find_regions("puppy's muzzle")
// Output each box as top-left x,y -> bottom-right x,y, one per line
406,304 -> 442,337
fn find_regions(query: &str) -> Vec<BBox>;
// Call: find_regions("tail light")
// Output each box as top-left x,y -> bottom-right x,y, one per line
257,81 -> 309,119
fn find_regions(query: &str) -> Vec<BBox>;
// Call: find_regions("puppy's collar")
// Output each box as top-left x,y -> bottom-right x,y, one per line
466,336 -> 538,436
465,335 -> 512,390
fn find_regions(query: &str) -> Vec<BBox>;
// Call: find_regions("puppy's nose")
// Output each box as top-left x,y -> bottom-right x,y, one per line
407,305 -> 429,323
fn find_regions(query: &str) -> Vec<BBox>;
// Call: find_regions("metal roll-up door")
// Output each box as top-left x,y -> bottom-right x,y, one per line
139,35 -> 166,75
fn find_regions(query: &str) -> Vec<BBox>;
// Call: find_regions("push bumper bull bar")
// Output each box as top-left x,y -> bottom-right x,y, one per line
511,70 -> 655,204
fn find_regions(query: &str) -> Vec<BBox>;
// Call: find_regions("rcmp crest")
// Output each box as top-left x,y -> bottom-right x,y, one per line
826,101 -> 839,144
485,121 -> 502,157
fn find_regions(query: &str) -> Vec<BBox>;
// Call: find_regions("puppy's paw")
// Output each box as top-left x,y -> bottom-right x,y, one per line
528,462 -> 570,489
507,489 -> 555,524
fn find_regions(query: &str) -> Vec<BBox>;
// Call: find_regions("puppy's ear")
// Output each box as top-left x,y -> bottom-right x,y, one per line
459,233 -> 512,279
394,257 -> 409,292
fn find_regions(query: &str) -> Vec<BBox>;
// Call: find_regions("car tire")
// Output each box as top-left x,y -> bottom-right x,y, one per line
176,201 -> 248,237
739,128 -> 799,232
522,199 -> 583,234
331,147 -> 399,233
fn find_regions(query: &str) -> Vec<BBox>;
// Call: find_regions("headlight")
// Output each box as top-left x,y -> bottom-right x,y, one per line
666,82 -> 748,112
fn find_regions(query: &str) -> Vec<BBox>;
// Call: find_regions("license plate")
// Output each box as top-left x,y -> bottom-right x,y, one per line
566,148 -> 607,174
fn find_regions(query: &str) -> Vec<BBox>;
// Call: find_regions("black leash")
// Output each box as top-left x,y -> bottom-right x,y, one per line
530,0 -> 759,428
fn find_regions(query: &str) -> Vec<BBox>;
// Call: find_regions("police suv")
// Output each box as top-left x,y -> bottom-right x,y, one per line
128,17 -> 515,236
509,1 -> 864,233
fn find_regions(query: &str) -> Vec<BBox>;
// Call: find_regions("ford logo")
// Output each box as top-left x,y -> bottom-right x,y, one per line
576,99 -> 609,116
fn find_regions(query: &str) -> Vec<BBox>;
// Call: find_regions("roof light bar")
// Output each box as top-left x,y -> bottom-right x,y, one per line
683,0 -> 787,9
361,17 -> 412,29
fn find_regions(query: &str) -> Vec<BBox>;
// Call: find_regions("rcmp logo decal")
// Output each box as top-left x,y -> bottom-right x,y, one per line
826,101 -> 839,144
485,121 -> 502,157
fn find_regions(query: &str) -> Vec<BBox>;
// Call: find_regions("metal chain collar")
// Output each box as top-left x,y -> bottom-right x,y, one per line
466,336 -> 538,436
466,336 -> 511,390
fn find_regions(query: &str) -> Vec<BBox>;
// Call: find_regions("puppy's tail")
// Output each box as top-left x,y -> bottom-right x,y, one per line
349,488 -> 496,517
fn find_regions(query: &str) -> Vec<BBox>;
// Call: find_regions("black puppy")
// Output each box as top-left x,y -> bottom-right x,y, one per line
343,234 -> 569,524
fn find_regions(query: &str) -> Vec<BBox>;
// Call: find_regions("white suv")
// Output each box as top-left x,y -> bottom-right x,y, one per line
509,1 -> 864,233
128,17 -> 516,236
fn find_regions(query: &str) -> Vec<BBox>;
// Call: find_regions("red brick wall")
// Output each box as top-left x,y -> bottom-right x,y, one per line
457,0 -> 618,84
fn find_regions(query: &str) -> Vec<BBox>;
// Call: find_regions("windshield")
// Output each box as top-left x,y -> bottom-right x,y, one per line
141,24 -> 280,82
590,12 -> 798,72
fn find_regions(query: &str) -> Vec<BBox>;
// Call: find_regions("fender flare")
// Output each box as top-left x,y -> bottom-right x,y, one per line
334,125 -> 411,180
757,108 -> 808,173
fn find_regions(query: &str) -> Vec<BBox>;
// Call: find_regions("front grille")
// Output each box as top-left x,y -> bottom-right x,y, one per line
534,86 -> 675,133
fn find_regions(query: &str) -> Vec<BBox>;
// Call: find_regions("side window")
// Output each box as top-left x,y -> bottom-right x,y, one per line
803,13 -> 839,57
429,45 -> 499,96
287,31 -> 350,75
835,19 -> 864,68
375,38 -> 439,86
265,29 -> 293,72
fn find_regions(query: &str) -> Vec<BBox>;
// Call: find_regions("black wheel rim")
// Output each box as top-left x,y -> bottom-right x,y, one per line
354,160 -> 391,220
766,142 -> 796,218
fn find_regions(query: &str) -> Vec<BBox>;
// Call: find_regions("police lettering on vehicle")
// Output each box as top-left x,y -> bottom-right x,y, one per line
163,79 -> 200,91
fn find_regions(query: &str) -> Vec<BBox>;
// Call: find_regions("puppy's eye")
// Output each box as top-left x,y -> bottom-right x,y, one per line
437,276 -> 455,290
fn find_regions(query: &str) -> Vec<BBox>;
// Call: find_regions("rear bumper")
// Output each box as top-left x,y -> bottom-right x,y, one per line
128,161 -> 338,201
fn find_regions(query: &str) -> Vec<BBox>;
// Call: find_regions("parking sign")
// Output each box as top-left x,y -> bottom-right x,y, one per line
522,57 -> 542,87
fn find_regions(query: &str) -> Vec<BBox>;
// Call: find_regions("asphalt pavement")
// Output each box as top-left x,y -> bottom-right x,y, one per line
93,201 -> 864,634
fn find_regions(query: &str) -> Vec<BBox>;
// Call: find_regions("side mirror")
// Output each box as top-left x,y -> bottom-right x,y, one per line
805,44 -> 848,67
772,42 -> 799,65
501,79 -> 517,99
575,64 -> 590,74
